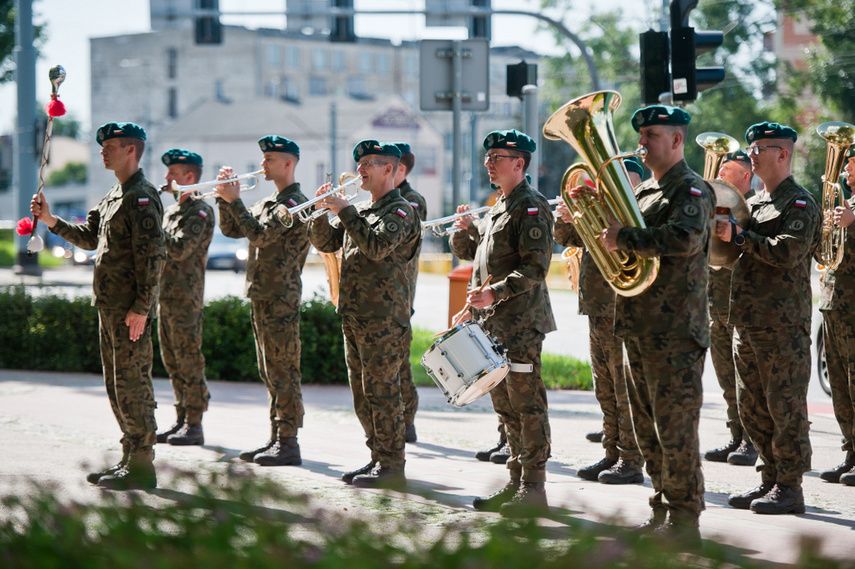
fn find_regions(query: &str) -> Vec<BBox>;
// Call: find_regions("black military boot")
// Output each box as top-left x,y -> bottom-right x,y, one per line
577,457 -> 617,481
473,479 -> 520,512
839,467 -> 855,486
586,430 -> 603,443
352,464 -> 406,489
489,442 -> 511,464
97,449 -> 157,491
727,481 -> 774,509
342,461 -> 376,484
254,437 -> 302,466
703,438 -> 740,462
86,445 -> 130,485
167,423 -> 204,446
475,437 -> 506,461
239,425 -> 278,462
820,460 -> 855,483
630,508 -> 667,533
499,482 -> 549,518
750,484 -> 805,514
405,423 -> 417,444
650,522 -> 702,552
727,440 -> 759,466
598,459 -> 644,484
156,407 -> 185,444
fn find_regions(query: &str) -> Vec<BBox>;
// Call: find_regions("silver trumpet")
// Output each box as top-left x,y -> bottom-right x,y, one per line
276,173 -> 362,227
164,169 -> 264,200
422,198 -> 561,237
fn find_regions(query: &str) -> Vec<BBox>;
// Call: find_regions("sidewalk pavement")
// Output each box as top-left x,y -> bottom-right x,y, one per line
0,368 -> 853,566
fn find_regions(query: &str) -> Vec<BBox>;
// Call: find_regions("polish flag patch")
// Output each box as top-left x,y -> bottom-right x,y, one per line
527,207 -> 539,215
396,208 -> 407,217
409,202 -> 419,209
658,114 -> 670,119
690,187 -> 703,197
138,198 -> 149,205
287,199 -> 297,207
795,200 -> 806,208
198,211 -> 208,218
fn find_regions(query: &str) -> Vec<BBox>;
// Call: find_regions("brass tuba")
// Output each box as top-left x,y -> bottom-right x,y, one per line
695,132 -> 750,269
543,90 -> 658,297
816,121 -> 855,271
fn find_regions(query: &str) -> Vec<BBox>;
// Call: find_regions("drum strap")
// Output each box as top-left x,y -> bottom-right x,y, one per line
509,362 -> 533,373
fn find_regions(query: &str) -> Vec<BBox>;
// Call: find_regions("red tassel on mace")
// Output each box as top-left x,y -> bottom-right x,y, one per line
45,94 -> 66,118
16,217 -> 34,236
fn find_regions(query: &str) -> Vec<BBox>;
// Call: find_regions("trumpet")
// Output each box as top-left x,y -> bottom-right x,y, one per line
162,169 -> 264,200
422,198 -> 561,237
276,173 -> 362,227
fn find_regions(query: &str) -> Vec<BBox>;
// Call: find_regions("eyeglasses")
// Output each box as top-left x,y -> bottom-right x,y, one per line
746,145 -> 782,156
484,153 -> 519,164
356,160 -> 387,170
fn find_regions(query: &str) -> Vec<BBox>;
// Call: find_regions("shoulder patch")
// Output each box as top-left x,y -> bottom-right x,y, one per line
138,197 -> 150,206
189,219 -> 204,235
790,219 -> 805,232
690,187 -> 703,197
287,198 -> 297,207
683,204 -> 699,217
386,220 -> 400,233
794,199 -> 806,208
527,207 -> 539,215
396,208 -> 407,218
197,210 -> 208,218
528,226 -> 544,240
409,201 -> 419,209
140,214 -> 157,232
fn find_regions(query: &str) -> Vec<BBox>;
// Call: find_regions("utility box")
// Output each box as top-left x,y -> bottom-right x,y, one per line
447,264 -> 474,328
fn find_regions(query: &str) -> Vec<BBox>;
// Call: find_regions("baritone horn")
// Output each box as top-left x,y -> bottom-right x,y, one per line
163,169 -> 264,200
543,90 -> 658,297
276,172 -> 362,227
816,121 -> 855,271
695,132 -> 750,269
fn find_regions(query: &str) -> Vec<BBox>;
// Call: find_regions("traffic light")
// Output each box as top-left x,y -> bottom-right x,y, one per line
507,60 -> 537,100
669,0 -> 724,103
330,0 -> 356,42
639,30 -> 670,106
469,0 -> 491,40
194,0 -> 223,45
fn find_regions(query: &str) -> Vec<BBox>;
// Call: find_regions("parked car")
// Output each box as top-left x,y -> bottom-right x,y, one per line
815,322 -> 833,397
206,231 -> 248,272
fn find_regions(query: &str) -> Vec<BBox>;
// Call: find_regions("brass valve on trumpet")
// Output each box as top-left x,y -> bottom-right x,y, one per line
276,172 -> 362,227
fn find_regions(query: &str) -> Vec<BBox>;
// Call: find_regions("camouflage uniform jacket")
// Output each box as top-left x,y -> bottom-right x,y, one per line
730,176 -> 820,331
308,188 -> 422,327
450,179 -> 556,336
398,180 -> 427,308
218,183 -> 310,307
819,194 -> 855,313
160,198 -> 215,309
50,169 -> 165,316
553,218 -> 615,318
708,267 -> 732,318
614,159 -> 715,346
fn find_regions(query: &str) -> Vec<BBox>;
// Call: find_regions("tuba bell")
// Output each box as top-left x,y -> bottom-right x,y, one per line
543,90 -> 658,297
816,121 -> 855,271
695,132 -> 750,269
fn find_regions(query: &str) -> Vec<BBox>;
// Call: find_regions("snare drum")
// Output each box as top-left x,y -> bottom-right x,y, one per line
420,321 -> 510,407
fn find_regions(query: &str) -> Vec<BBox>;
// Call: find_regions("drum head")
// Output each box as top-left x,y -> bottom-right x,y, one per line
453,364 -> 510,407
709,179 -> 750,269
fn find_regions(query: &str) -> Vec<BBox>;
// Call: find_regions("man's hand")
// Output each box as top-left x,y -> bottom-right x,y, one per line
214,166 -> 240,203
833,201 -> 855,228
318,183 -> 349,216
600,217 -> 623,252
556,201 -> 574,223
125,310 -> 147,342
30,193 -> 58,228
568,184 -> 598,201
468,286 -> 496,309
452,204 -> 475,232
716,220 -> 743,242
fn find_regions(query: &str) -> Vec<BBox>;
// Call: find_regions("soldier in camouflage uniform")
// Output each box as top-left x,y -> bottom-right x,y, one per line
819,146 -> 855,486
393,142 -> 426,444
32,122 -> 165,490
596,106 -> 713,549
309,140 -> 421,489
216,136 -> 311,467
717,122 -> 821,514
704,150 -> 759,467
450,129 -> 555,517
155,149 -> 214,447
554,157 -> 645,486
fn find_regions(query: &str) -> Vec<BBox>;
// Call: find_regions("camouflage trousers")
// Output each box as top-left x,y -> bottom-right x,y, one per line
398,325 -> 419,426
342,315 -> 407,470
709,313 -> 742,440
98,308 -> 157,453
589,316 -> 641,465
623,335 -> 705,524
158,300 -> 210,422
733,325 -> 812,487
489,328 -> 551,484
250,299 -> 304,438
823,311 -> 855,462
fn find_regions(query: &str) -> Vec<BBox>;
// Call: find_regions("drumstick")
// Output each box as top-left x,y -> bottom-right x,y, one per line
433,275 -> 493,338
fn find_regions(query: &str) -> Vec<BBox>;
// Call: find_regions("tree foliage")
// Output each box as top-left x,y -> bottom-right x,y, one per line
45,161 -> 86,186
0,0 -> 47,84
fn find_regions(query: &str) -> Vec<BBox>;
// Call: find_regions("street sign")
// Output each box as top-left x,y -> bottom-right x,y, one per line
419,39 -> 489,112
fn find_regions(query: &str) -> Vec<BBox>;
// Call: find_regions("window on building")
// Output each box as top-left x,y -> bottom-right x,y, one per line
286,46 -> 301,69
267,44 -> 281,67
166,48 -> 177,79
376,53 -> 389,76
283,77 -> 300,102
358,53 -> 372,73
309,76 -> 328,95
347,76 -> 366,97
312,49 -> 328,70
332,50 -> 346,72
404,54 -> 418,77
265,78 -> 280,98
168,87 -> 178,118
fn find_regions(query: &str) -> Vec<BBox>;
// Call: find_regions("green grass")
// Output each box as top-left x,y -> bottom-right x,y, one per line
411,327 -> 592,391
0,229 -> 65,268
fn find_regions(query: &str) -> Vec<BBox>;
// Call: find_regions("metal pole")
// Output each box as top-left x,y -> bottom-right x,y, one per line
451,40 -> 463,268
522,84 -> 538,190
661,0 -> 669,32
14,0 -> 39,274
469,112 -> 478,205
330,101 -> 337,178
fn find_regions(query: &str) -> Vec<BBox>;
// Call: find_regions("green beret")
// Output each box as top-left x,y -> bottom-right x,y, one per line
630,105 -> 691,132
623,156 -> 646,180
483,129 -> 536,153
353,140 -> 401,162
745,122 -> 798,144
722,149 -> 751,166
393,142 -> 412,155
96,122 -> 146,146
161,148 -> 203,167
258,135 -> 300,156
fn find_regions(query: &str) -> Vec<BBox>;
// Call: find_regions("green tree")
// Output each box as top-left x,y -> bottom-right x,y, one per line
45,161 -> 86,186
0,0 -> 47,84
38,107 -> 82,139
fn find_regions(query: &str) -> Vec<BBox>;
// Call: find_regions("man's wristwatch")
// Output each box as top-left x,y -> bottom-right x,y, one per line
734,231 -> 747,246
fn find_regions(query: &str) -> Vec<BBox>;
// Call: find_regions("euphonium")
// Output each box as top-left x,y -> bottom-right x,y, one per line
816,121 -> 855,271
543,90 -> 659,297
